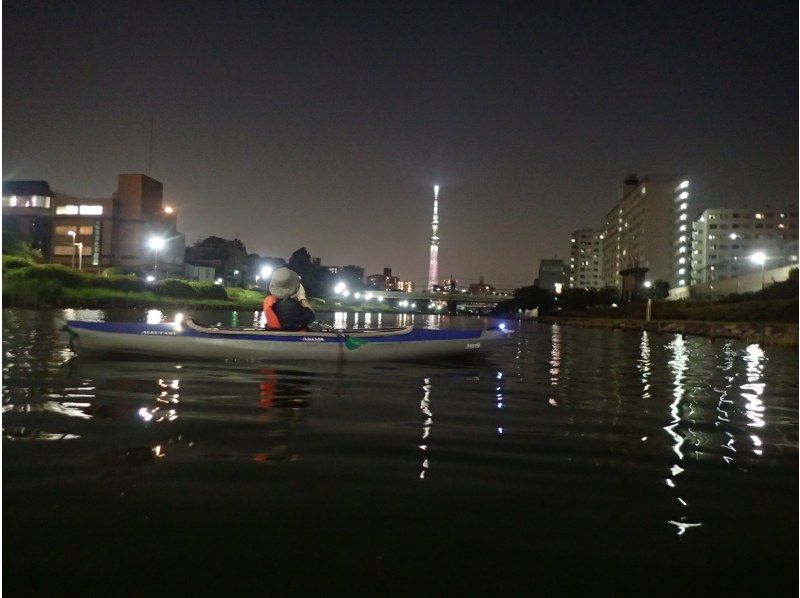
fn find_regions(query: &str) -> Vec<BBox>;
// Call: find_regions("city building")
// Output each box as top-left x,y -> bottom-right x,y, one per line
691,208 -> 799,284
442,276 -> 458,292
534,259 -> 567,291
469,276 -> 494,295
3,174 -> 185,273
601,174 -> 690,289
2,180 -> 56,255
397,280 -> 414,293
367,267 -> 400,290
568,227 -> 604,289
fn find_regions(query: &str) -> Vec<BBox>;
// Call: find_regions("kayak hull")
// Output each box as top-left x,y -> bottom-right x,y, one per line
65,319 -> 511,362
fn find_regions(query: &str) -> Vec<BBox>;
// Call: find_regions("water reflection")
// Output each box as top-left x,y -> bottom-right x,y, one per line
664,335 -> 701,535
419,377 -> 433,479
2,308 -> 798,576
741,344 -> 767,429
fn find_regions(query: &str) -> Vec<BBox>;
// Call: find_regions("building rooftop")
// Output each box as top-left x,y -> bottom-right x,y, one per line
2,180 -> 54,197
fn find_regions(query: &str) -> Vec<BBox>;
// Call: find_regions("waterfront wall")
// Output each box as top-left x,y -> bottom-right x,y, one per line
668,264 -> 797,300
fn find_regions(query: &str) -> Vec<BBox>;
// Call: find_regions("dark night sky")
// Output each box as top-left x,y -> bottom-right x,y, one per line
3,0 -> 797,288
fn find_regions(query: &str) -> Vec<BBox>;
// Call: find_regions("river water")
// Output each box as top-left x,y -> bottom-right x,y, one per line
2,308 -> 797,595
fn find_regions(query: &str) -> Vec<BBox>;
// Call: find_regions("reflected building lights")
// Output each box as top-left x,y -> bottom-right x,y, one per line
741,344 -> 767,429
664,335 -> 702,535
419,378 -> 433,479
638,331 -> 651,400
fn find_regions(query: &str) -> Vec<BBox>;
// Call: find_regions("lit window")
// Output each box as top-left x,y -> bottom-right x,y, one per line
679,247 -> 686,253
678,279 -> 686,285
679,181 -> 689,189
56,205 -> 80,215
680,214 -> 687,221
678,268 -> 685,275
680,202 -> 688,210
679,225 -> 686,231
679,235 -> 686,243
755,213 -> 764,219
679,192 -> 689,200
79,225 -> 93,235
79,205 -> 103,215
679,257 -> 686,264
55,226 -> 76,235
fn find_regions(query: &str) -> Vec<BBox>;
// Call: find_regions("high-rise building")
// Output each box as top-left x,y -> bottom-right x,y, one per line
535,259 -> 567,291
691,208 -> 799,284
601,174 -> 690,289
568,228 -> 604,289
427,185 -> 440,290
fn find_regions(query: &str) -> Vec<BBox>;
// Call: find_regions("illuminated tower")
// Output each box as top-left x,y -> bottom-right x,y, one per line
427,185 -> 440,290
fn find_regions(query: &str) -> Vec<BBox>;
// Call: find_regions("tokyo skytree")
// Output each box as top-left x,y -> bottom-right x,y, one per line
427,185 -> 440,290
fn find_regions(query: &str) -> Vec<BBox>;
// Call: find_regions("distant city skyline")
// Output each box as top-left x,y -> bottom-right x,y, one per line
3,1 -> 796,288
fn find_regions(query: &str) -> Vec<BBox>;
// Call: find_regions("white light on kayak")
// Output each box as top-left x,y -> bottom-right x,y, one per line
499,323 -> 506,330
174,313 -> 184,325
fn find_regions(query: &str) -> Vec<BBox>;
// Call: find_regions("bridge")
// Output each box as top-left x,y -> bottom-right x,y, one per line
335,289 -> 514,314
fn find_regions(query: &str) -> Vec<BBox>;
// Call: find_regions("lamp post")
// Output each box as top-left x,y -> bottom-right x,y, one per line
149,237 -> 166,277
68,231 -> 76,268
67,230 -> 83,270
750,252 -> 767,290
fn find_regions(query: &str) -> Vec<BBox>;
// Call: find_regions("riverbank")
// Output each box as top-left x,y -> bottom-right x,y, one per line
537,315 -> 799,347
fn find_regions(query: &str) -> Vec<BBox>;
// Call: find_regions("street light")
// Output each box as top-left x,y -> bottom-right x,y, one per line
149,236 -> 165,276
67,230 -> 83,270
750,251 -> 767,290
261,265 -> 273,279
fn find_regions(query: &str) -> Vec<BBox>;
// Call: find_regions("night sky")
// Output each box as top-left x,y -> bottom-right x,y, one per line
3,1 -> 797,288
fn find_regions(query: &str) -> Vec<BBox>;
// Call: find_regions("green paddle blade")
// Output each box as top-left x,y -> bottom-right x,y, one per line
344,336 -> 368,350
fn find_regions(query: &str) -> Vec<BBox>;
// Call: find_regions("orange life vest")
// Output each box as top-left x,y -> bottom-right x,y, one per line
263,295 -> 282,329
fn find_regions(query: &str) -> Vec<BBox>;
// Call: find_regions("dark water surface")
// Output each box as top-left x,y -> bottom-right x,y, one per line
3,308 -> 798,595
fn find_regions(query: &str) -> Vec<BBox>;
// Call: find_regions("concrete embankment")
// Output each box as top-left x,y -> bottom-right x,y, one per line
536,316 -> 798,348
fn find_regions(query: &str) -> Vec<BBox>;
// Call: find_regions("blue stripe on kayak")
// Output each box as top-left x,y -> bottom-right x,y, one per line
67,321 -> 484,343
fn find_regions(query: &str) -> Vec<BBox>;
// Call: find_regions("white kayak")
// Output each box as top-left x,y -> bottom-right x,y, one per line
65,318 -> 512,362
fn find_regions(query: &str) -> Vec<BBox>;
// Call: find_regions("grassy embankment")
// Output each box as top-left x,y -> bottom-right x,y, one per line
0,256 -> 400,313
2,257 -> 273,310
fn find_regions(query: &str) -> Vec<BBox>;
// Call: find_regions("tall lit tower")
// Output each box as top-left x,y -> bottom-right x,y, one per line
427,185 -> 440,290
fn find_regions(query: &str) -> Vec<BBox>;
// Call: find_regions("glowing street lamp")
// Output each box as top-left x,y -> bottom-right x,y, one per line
261,265 -> 273,279
149,236 -> 165,276
750,252 -> 767,290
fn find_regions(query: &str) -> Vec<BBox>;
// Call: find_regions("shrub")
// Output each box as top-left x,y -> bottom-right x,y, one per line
152,278 -> 196,298
102,266 -> 143,277
190,282 -> 228,300
3,263 -> 89,287
93,275 -> 145,293
2,255 -> 33,271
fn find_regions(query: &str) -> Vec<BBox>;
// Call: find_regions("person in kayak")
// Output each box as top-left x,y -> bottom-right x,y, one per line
263,267 -> 316,331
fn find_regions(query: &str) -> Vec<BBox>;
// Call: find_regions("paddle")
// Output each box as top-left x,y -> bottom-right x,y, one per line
314,322 -> 368,350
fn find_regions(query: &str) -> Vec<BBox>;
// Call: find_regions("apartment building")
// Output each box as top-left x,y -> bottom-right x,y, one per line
691,208 -> 799,284
601,174 -> 690,289
568,227 -> 604,289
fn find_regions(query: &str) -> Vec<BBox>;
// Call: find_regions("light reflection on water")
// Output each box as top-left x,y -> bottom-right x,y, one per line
2,308 -> 797,591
